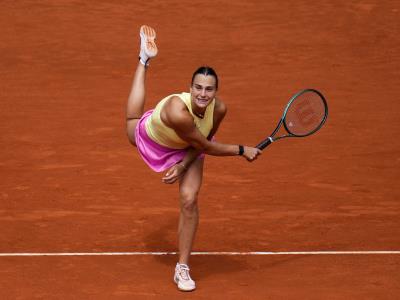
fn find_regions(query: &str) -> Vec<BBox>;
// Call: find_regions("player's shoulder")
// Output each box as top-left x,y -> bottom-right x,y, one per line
163,95 -> 186,112
163,95 -> 192,126
214,97 -> 227,117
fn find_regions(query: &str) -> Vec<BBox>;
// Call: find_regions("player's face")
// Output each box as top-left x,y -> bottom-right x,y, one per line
190,74 -> 217,110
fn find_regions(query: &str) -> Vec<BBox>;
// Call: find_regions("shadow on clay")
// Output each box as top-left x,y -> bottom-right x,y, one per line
143,216 -> 249,279
143,216 -> 306,280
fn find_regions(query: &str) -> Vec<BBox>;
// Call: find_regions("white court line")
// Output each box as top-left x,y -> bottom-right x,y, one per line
0,251 -> 400,257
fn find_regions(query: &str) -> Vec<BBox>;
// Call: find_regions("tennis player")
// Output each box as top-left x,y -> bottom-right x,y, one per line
126,25 -> 261,292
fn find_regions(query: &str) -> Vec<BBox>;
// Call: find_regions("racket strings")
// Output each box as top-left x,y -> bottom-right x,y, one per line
284,91 -> 327,136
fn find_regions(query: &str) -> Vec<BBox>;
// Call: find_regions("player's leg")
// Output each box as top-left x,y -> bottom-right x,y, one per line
174,157 -> 203,291
126,25 -> 157,146
178,157 -> 203,264
126,62 -> 147,146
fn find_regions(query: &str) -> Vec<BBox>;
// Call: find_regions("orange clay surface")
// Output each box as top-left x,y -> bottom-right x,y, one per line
1,1 -> 399,299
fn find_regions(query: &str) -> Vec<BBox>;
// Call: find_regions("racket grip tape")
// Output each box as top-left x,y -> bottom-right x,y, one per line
256,137 -> 273,150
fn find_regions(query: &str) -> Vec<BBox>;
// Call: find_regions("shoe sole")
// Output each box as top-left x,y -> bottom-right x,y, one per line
140,25 -> 157,57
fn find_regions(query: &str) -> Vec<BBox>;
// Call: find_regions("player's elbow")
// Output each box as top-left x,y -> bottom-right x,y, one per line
191,142 -> 207,152
189,140 -> 210,153
200,142 -> 219,155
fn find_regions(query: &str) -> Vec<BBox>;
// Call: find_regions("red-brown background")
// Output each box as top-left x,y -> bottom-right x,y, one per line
1,0 -> 399,299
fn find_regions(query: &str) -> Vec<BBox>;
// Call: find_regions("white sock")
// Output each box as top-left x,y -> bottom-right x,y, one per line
139,43 -> 149,65
139,56 -> 148,66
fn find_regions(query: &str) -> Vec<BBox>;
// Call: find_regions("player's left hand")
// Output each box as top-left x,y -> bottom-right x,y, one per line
162,162 -> 187,184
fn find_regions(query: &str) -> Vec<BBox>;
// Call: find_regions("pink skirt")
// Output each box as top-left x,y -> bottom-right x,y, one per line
135,110 -> 203,172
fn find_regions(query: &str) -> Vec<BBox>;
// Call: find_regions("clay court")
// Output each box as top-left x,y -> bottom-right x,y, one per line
1,0 -> 399,299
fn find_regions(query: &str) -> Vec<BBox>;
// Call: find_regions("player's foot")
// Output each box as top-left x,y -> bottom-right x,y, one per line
139,25 -> 158,66
174,263 -> 196,292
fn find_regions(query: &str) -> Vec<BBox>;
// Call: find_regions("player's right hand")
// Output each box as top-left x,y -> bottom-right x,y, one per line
243,146 -> 262,162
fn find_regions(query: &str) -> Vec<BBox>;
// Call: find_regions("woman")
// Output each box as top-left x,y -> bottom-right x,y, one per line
126,25 -> 261,292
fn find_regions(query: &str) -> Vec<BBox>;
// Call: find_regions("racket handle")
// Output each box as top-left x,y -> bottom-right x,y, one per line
256,137 -> 273,150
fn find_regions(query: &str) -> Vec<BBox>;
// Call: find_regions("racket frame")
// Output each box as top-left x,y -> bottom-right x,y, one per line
256,89 -> 328,150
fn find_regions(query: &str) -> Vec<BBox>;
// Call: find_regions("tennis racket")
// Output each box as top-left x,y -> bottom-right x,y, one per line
256,89 -> 328,150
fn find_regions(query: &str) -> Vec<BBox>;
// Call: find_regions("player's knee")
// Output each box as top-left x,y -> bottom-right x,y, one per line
180,190 -> 198,213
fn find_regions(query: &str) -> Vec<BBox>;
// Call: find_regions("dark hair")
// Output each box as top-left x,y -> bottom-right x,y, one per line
191,66 -> 219,90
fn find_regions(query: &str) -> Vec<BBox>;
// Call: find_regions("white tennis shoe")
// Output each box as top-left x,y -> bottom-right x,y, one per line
174,263 -> 196,292
139,25 -> 158,66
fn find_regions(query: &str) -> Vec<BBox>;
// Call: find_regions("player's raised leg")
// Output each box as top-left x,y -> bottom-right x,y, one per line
126,25 -> 158,146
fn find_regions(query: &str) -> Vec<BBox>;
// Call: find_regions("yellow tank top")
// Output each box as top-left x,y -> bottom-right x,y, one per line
145,92 -> 215,149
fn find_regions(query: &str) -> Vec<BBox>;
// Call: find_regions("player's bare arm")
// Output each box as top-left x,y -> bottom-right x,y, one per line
162,97 -> 228,184
162,96 -> 260,160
